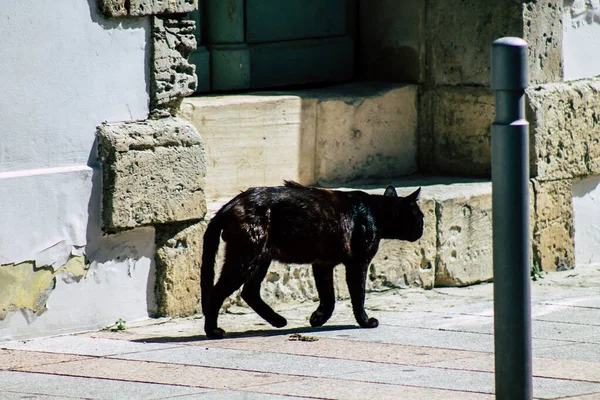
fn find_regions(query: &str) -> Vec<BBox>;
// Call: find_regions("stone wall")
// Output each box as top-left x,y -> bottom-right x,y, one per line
97,0 -> 206,317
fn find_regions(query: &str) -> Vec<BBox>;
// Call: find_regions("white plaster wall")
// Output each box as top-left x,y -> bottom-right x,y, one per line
573,176 -> 600,267
0,0 -> 155,340
0,0 -> 149,172
563,6 -> 600,81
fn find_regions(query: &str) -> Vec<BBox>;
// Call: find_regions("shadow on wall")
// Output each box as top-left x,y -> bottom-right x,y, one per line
86,139 -> 158,316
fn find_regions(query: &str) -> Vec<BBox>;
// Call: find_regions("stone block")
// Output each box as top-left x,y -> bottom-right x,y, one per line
98,0 -> 128,17
523,0 -> 563,84
180,94 -> 318,200
426,0 -> 561,86
97,117 -> 207,232
314,83 -> 418,184
358,0 -> 424,83
152,17 -> 197,117
428,86 -> 495,177
527,79 -> 600,181
130,0 -> 197,16
433,183 -> 493,287
426,0 -> 522,86
532,179 -> 575,272
155,221 -> 205,317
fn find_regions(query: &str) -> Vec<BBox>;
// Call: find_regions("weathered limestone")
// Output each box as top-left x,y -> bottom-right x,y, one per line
152,17 -> 198,117
180,94 -> 318,200
155,221 -> 205,317
432,183 -> 493,287
425,87 -> 495,177
532,179 -> 575,272
426,0 -> 561,86
527,79 -> 600,181
99,0 -> 197,17
180,83 -> 419,200
314,84 -> 418,184
97,117 -> 206,232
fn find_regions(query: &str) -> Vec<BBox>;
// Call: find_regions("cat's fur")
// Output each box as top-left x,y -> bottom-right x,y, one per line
201,180 -> 424,339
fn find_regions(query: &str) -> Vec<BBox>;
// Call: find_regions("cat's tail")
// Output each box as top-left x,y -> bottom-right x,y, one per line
201,213 -> 223,314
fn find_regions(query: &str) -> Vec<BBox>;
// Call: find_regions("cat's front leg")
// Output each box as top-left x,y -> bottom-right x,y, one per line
344,261 -> 378,329
310,262 -> 336,327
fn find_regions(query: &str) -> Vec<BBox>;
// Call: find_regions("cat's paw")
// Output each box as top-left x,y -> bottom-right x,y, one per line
205,327 -> 225,339
309,310 -> 331,327
270,315 -> 287,328
359,317 -> 379,329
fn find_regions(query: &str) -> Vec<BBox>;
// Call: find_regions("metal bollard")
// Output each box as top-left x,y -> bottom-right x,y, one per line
490,37 -> 533,400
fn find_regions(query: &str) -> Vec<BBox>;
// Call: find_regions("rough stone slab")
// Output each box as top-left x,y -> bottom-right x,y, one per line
180,94 -> 318,200
98,0 -> 128,17
527,79 -> 600,181
532,179 -> 575,272
426,0 -> 522,86
314,83 -> 418,184
130,0 -> 197,16
155,221 -> 205,317
151,17 -> 197,117
426,1 -> 561,86
425,86 -> 494,177
98,0 -> 198,17
433,183 -> 493,287
97,117 -> 207,231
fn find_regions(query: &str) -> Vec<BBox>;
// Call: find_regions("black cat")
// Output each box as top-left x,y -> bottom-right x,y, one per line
201,180 -> 424,339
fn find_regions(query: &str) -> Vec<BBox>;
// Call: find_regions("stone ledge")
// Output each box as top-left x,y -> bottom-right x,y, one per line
97,117 -> 207,232
527,79 -> 600,181
99,0 -> 197,18
180,83 -> 418,201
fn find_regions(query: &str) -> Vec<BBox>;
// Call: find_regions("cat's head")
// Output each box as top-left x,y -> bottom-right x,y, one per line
382,186 -> 424,242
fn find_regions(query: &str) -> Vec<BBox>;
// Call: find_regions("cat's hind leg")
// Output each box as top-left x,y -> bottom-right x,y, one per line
241,259 -> 287,328
203,259 -> 244,339
345,262 -> 378,329
310,262 -> 336,327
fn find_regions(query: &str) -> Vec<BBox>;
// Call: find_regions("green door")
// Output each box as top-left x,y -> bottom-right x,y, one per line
189,0 -> 356,92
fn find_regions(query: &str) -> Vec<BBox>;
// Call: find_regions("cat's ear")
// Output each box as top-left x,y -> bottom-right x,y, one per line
406,187 -> 421,202
384,185 -> 398,197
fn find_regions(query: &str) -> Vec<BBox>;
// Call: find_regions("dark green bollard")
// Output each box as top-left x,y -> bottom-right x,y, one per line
491,37 -> 533,400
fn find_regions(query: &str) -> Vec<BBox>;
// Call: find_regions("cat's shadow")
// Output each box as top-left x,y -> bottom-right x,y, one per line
131,324 -> 358,344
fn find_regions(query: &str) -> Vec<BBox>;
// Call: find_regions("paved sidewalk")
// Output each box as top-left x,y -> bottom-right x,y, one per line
2,265 -> 600,399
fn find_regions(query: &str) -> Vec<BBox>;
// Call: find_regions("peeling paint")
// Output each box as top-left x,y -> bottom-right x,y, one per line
0,255 -> 89,322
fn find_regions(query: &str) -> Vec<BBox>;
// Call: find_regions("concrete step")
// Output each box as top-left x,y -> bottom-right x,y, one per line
205,177 -> 492,308
180,82 -> 418,201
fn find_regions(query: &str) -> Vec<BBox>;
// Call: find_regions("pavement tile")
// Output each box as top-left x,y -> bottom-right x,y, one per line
111,345 -> 390,378
534,343 -> 600,363
423,354 -> 600,383
201,335 -> 485,366
532,304 -> 600,327
16,357 -> 298,391
0,349 -> 90,370
2,335 -> 185,356
333,363 -> 494,394
532,377 -> 600,400
0,370 -> 211,399
249,376 -> 494,400
557,393 -> 600,399
185,390 -> 310,399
